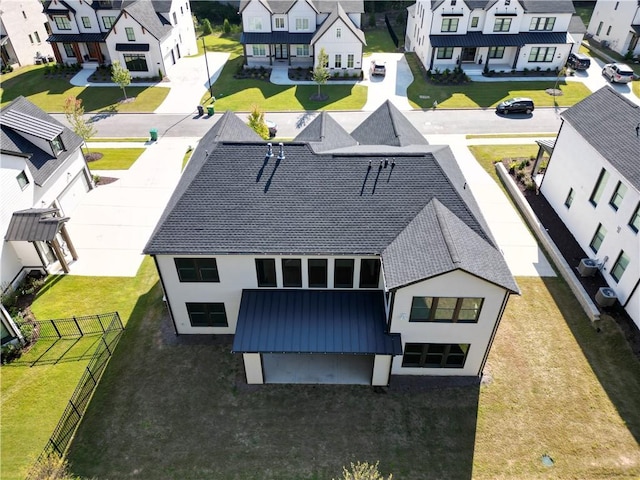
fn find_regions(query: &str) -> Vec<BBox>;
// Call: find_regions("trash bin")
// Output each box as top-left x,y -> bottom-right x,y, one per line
207,105 -> 215,116
197,105 -> 204,116
149,128 -> 158,141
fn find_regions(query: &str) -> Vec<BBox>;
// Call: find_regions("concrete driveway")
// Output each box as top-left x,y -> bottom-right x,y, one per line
362,53 -> 414,111
568,56 -> 640,105
64,138 -> 199,276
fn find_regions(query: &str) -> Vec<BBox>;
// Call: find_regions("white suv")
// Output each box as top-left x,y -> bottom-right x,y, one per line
602,63 -> 635,84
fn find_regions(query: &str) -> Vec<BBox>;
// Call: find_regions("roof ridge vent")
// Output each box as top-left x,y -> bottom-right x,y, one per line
434,202 -> 461,266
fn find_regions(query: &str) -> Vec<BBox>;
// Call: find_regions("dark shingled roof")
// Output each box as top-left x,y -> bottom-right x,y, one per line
561,87 -> 640,191
430,31 -> 569,47
1,97 -> 84,186
351,100 -> 429,147
119,0 -> 172,41
5,209 -> 69,242
232,290 -> 401,354
432,0 -> 574,13
293,111 -> 358,151
240,0 -> 364,14
145,110 -> 517,293
311,2 -> 365,46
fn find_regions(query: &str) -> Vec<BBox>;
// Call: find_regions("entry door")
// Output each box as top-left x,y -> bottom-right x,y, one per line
274,44 -> 288,59
461,47 -> 477,62
87,42 -> 99,60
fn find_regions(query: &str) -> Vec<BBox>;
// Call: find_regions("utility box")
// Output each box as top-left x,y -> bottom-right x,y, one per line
595,287 -> 617,307
577,258 -> 598,277
149,128 -> 158,141
197,105 -> 204,116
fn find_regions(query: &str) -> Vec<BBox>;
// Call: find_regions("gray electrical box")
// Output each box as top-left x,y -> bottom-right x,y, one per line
595,287 -> 617,307
577,258 -> 598,277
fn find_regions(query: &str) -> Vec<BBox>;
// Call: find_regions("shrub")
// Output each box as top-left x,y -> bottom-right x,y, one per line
508,161 -> 518,174
1,344 -> 21,364
19,323 -> 35,344
223,18 -> 231,34
201,18 -> 213,36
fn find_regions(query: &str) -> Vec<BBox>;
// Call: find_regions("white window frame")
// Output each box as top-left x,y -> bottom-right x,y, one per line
295,17 -> 309,31
249,17 -> 263,31
252,44 -> 267,56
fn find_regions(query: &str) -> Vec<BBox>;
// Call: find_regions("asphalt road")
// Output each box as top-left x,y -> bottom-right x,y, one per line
51,107 -> 565,139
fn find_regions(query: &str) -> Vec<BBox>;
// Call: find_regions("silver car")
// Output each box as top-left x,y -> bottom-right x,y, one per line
602,63 -> 634,84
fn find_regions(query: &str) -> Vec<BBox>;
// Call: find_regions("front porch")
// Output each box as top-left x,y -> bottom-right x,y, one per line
47,33 -> 108,65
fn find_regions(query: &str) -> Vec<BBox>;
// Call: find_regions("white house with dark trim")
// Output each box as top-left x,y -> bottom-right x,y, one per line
539,87 -> 640,329
239,0 -> 366,73
1,96 -> 90,291
587,0 -> 640,57
0,0 -> 54,68
405,0 -> 580,73
43,0 -> 196,78
144,102 -> 518,386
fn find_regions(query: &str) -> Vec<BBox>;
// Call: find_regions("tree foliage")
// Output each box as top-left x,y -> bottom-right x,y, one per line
247,104 -> 269,140
223,18 -> 231,34
201,18 -> 213,36
313,48 -> 330,97
28,454 -> 83,480
335,461 -> 393,480
63,96 -> 96,153
111,61 -> 131,100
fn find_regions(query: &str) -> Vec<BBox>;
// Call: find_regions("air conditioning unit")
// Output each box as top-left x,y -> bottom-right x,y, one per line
577,258 -> 598,277
595,287 -> 617,307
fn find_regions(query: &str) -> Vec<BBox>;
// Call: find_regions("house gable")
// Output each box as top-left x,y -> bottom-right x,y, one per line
310,3 -> 365,46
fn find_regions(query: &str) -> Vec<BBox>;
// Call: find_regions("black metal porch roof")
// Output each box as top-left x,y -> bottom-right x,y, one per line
240,31 -> 314,45
430,31 -> 570,48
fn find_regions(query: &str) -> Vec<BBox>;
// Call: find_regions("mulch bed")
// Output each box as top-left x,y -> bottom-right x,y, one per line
505,164 -> 640,359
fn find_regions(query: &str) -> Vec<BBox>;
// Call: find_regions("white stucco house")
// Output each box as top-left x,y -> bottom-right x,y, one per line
539,87 -> 640,329
0,0 -> 54,68
43,0 -> 197,78
405,0 -> 581,73
587,0 -> 640,57
1,96 -> 91,292
239,0 -> 366,74
144,102 -> 519,386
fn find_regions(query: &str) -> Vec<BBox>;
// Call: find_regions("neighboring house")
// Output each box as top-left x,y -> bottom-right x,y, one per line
588,0 -> 640,57
539,87 -> 640,329
405,0 -> 579,73
43,0 -> 197,78
0,0 -> 54,68
1,96 -> 91,291
144,101 -> 519,386
1,304 -> 23,347
239,0 -> 366,74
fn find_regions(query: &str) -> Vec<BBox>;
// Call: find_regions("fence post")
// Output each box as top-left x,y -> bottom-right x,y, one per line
102,336 -> 111,355
99,314 -> 106,333
51,319 -> 61,338
73,316 -> 82,336
86,365 -> 97,385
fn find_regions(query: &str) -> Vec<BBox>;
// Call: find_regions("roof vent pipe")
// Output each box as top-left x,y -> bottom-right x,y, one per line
266,143 -> 273,158
278,142 -> 285,160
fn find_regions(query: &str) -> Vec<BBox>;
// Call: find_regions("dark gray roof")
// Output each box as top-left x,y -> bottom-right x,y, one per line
561,87 -> 640,191
431,31 -> 569,47
115,43 -> 150,51
351,100 -> 429,147
1,97 -> 84,186
118,0 -> 172,41
206,110 -> 264,143
536,138 -> 555,155
240,0 -> 363,14
293,111 -> 358,151
5,209 -> 68,242
311,2 -> 365,46
0,110 -> 63,141
433,0 -> 574,13
241,31 -> 314,44
569,14 -> 587,34
232,290 -> 401,354
47,33 -> 108,43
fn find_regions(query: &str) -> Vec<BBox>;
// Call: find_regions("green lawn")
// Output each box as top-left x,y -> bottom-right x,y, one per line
86,148 -> 146,170
0,259 -> 159,480
468,144 -> 539,194
363,28 -> 397,54
573,1 -> 595,29
405,53 -> 592,109
0,64 -> 169,112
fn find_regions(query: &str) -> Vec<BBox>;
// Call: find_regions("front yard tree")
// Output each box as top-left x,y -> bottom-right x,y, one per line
312,48 -> 330,100
63,96 -> 96,154
247,104 -> 269,140
111,61 -> 131,100
201,18 -> 213,36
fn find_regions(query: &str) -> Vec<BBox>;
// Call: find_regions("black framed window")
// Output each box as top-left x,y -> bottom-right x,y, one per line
409,297 -> 483,323
359,259 -> 380,288
54,16 -> 71,30
50,135 -> 64,155
470,16 -> 478,27
402,343 -> 470,368
488,46 -> 505,59
81,16 -> 91,28
589,224 -> 607,253
174,258 -> 219,282
123,53 -> 148,72
256,259 -> 276,287
282,259 -> 302,287
611,251 -> 629,283
609,181 -> 627,211
564,188 -> 574,208
529,17 -> 555,31
629,203 -> 640,233
125,27 -> 135,41
102,16 -> 116,29
441,18 -> 458,32
63,43 -> 74,57
334,259 -> 354,288
186,303 -> 227,327
436,47 -> 454,59
16,171 -> 29,190
528,46 -> 556,63
589,168 -> 609,206
308,259 -> 327,288
493,18 -> 511,32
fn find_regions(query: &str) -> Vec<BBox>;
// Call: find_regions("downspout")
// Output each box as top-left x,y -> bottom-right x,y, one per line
623,277 -> 640,309
538,119 -> 565,191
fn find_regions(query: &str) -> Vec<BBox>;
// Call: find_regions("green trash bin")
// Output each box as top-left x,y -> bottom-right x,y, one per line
207,105 -> 215,116
149,128 -> 158,141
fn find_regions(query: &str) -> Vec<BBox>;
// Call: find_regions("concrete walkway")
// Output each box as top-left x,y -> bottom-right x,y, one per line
64,137 -> 199,276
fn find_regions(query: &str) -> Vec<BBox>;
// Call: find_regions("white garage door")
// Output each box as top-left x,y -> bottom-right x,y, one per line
58,172 -> 90,216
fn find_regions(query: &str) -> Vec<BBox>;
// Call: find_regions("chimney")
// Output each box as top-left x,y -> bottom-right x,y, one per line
278,142 -> 285,160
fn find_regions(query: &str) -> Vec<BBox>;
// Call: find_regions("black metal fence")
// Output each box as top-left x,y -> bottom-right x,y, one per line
26,312 -> 119,339
385,14 -> 399,47
25,312 -> 123,480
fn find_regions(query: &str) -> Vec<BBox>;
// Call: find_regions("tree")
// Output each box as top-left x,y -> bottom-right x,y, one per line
201,18 -> 213,36
63,96 -> 96,154
247,104 -> 269,140
334,461 -> 393,480
312,48 -> 330,100
223,18 -> 231,34
111,61 -> 131,100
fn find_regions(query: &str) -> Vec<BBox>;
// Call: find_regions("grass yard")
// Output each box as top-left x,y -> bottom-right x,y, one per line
405,53 -> 592,109
86,148 -> 146,170
363,28 -> 397,54
61,275 -> 640,478
0,259 -> 159,480
468,144 -> 539,195
0,64 -> 168,112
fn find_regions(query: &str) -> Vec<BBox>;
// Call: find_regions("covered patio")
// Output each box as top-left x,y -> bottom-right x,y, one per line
232,290 -> 401,385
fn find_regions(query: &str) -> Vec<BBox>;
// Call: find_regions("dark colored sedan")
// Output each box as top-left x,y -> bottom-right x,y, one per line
496,98 -> 535,115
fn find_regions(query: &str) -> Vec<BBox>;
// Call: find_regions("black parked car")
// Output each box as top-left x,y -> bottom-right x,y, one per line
566,52 -> 591,70
496,97 -> 535,115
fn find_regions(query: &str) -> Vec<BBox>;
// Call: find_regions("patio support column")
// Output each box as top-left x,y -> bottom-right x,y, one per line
51,43 -> 63,64
95,43 -> 104,64
59,225 -> 78,261
512,45 -> 522,70
429,47 -> 436,70
51,238 -> 69,273
72,42 -> 83,64
243,353 -> 264,384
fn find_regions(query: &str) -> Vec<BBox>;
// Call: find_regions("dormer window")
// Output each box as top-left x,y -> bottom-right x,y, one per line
16,171 -> 30,190
51,135 -> 64,155
274,17 -> 285,29
54,16 -> 71,30
336,27 -> 342,38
